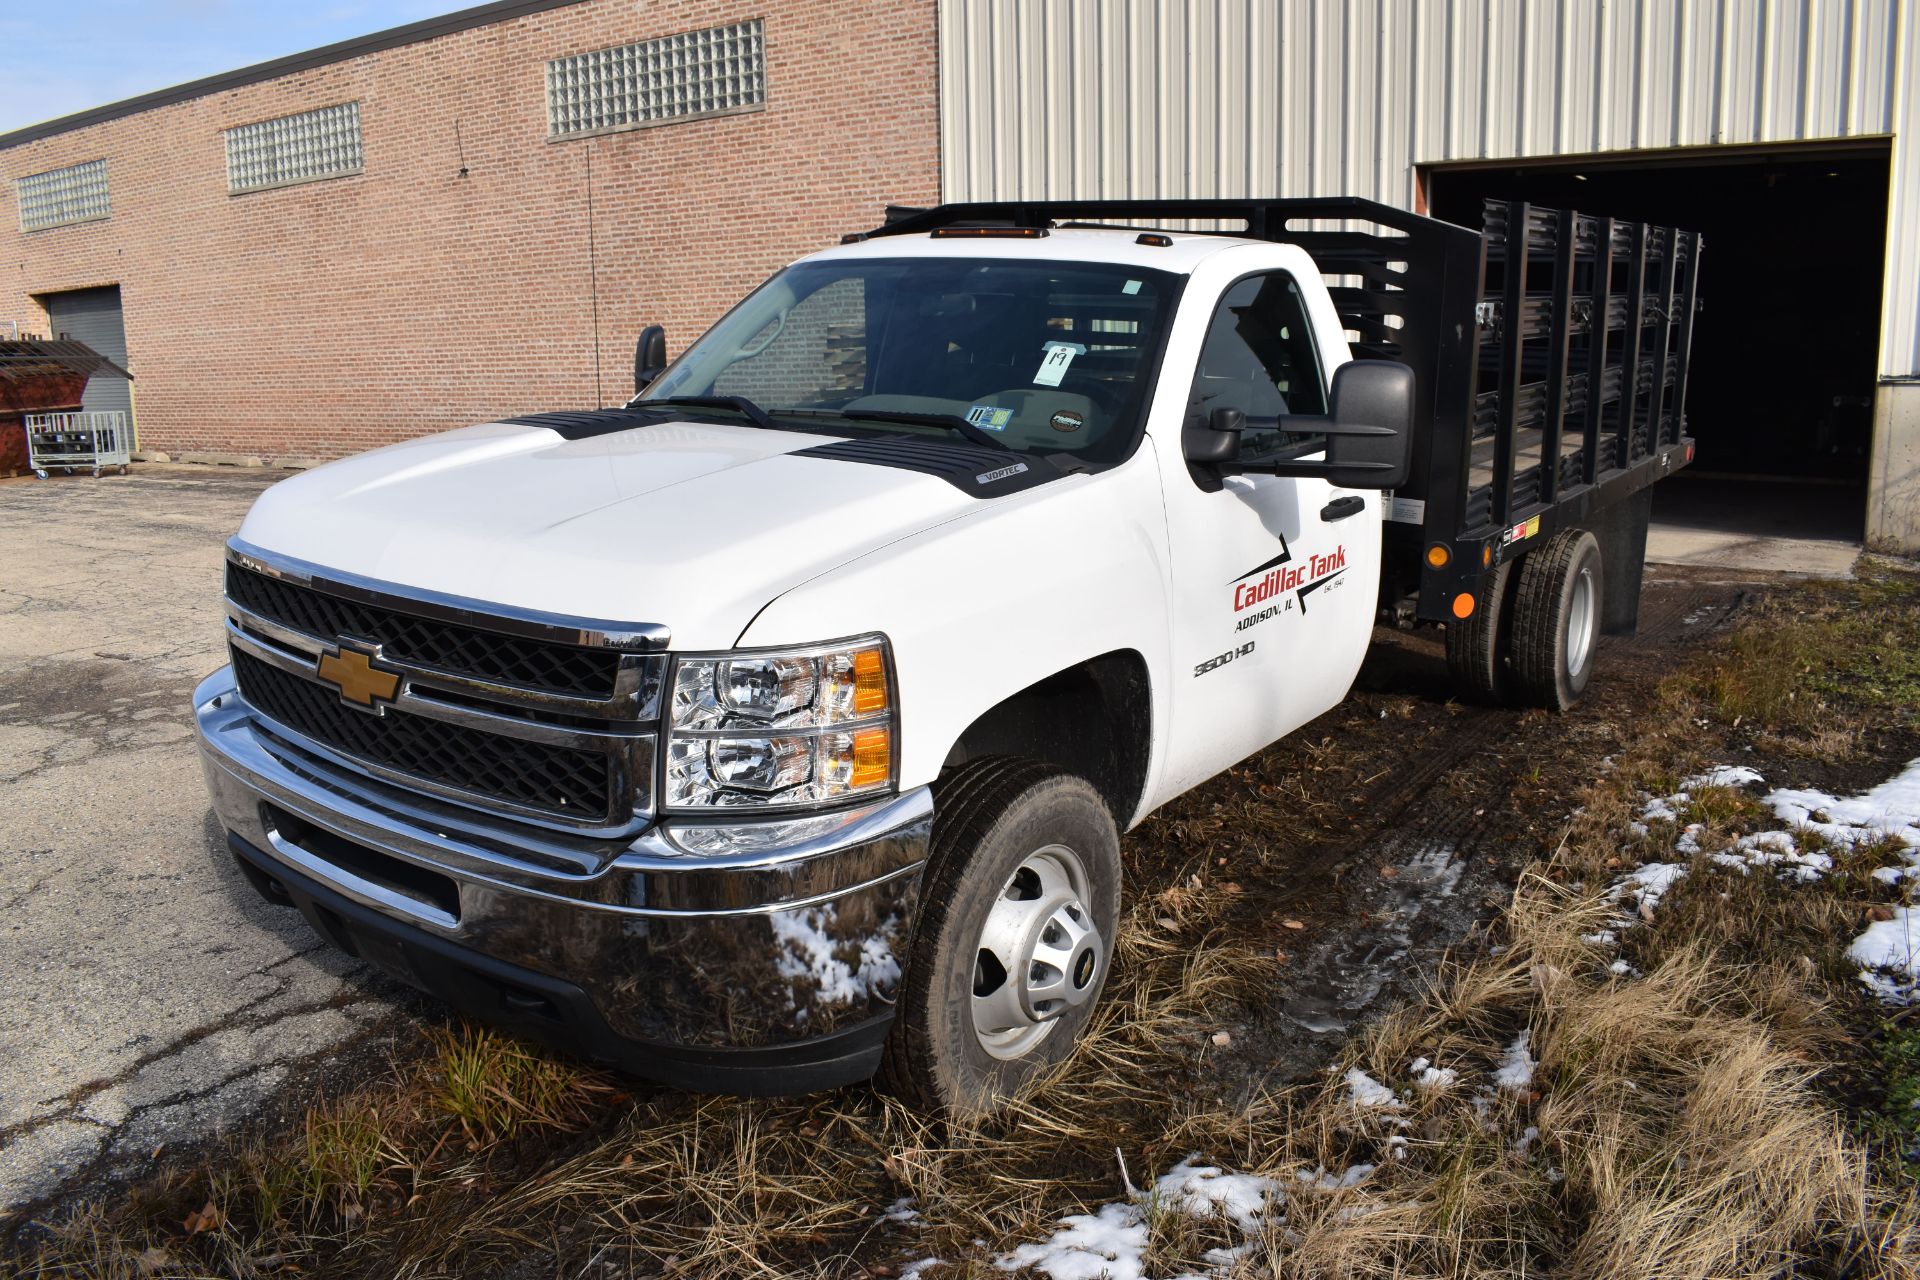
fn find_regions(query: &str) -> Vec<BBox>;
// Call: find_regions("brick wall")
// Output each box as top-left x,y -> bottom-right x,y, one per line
0,0 -> 939,460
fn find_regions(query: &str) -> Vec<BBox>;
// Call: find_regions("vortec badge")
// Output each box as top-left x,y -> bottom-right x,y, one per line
975,462 -> 1029,485
316,640 -> 401,712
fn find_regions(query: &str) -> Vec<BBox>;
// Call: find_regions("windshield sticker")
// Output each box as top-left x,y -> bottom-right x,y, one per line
1122,279 -> 1143,295
1049,409 -> 1084,432
965,405 -> 1014,431
1033,341 -> 1085,388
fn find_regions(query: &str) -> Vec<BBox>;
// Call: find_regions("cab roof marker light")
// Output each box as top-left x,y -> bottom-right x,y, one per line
929,226 -> 1049,239
1135,232 -> 1173,247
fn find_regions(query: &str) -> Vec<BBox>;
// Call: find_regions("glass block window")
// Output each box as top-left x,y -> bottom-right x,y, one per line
17,159 -> 110,232
225,102 -> 363,194
547,19 -> 765,138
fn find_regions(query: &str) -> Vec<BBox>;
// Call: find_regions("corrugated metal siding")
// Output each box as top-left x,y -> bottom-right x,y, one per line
939,0 -> 1920,377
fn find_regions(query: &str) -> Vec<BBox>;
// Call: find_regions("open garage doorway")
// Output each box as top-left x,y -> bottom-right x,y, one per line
1425,142 -> 1889,574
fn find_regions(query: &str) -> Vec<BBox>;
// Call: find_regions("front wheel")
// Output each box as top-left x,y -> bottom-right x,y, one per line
879,758 -> 1121,1116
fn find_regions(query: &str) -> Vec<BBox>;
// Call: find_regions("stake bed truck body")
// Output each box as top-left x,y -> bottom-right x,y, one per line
195,198 -> 1701,1111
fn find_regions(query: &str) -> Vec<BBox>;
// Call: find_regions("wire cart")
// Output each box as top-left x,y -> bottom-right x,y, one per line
24,411 -> 133,478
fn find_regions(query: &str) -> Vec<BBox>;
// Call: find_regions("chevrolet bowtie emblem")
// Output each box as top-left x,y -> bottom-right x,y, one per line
316,641 -> 401,712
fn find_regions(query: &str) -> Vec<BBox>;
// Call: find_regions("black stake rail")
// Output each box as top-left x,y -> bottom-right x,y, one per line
853,196 -> 1702,624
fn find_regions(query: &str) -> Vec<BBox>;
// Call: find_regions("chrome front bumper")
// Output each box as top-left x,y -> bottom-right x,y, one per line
194,666 -> 929,1092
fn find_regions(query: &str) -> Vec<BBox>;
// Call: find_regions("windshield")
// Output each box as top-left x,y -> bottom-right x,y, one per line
645,257 -> 1180,464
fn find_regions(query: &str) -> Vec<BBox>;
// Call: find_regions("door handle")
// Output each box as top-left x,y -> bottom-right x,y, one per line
1320,495 -> 1366,522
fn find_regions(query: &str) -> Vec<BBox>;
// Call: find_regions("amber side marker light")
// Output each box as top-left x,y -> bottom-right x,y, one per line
930,226 -> 1049,239
1136,232 -> 1173,247
1482,543 -> 1494,568
849,727 -> 891,788
1425,544 -> 1450,569
852,647 -> 888,716
1452,592 -> 1476,619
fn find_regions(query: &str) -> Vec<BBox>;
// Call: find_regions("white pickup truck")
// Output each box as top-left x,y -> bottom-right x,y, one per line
195,198 -> 1700,1113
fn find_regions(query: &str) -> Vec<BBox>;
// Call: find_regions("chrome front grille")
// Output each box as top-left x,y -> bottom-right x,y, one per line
221,541 -> 666,832
227,562 -> 624,699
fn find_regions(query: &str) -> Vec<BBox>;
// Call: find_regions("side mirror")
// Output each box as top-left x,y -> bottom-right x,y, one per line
633,324 -> 668,392
1320,360 -> 1414,490
1248,360 -> 1415,489
1183,406 -> 1246,465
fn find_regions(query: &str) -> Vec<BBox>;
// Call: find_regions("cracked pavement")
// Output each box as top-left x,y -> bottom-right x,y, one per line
0,466 -> 413,1216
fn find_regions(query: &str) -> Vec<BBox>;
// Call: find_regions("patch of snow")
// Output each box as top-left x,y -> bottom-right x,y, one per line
998,1203 -> 1147,1280
1151,1159 -> 1280,1233
1848,907 -> 1920,1006
886,1196 -> 920,1223
1494,1032 -> 1536,1092
1295,1164 -> 1375,1191
1611,862 -> 1688,915
1682,765 -> 1765,791
1731,831 -> 1833,882
1408,1057 -> 1458,1090
901,1260 -> 945,1280
1764,758 -> 1920,852
1344,1068 -> 1402,1110
997,1157 -> 1283,1280
1638,793 -> 1685,824
1512,1125 -> 1540,1157
1201,1243 -> 1254,1268
1608,959 -> 1638,976
1675,823 -> 1705,855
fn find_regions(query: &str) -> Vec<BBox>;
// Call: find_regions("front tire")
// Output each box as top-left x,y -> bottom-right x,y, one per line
879,758 -> 1121,1116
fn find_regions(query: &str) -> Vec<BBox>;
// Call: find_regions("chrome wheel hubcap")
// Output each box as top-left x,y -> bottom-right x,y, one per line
1567,566 -> 1596,676
971,844 -> 1105,1060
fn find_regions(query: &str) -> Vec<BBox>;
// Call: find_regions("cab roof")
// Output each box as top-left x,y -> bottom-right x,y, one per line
816,196 -> 1464,276
810,224 -> 1263,274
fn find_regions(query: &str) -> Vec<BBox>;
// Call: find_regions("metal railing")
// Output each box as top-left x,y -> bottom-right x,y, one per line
23,410 -> 132,477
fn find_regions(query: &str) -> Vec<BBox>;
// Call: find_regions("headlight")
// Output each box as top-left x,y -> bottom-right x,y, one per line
664,636 -> 894,810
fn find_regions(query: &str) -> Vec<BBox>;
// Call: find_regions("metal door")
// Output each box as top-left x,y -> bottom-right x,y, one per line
44,287 -> 132,426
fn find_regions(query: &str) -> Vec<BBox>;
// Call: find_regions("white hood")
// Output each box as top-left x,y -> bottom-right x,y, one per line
236,418 -> 982,649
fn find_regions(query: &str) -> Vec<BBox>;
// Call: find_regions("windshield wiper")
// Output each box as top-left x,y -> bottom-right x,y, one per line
633,394 -> 780,431
776,408 -> 1012,452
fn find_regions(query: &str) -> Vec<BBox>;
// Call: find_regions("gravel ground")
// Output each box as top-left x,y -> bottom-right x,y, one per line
0,466 -> 412,1216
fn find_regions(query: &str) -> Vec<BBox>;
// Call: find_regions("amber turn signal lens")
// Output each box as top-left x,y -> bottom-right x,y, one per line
1482,544 -> 1494,568
1425,544 -> 1450,569
1451,592 -> 1476,619
849,727 -> 891,788
852,648 -> 888,716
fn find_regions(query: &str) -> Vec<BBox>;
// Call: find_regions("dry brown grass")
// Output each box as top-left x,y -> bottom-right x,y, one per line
19,563 -> 1920,1278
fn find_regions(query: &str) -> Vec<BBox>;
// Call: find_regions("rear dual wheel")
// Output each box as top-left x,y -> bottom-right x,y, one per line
879,758 -> 1120,1116
1446,529 -> 1603,712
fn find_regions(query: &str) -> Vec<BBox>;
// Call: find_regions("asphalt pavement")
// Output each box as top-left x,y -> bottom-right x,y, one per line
0,465 -> 408,1215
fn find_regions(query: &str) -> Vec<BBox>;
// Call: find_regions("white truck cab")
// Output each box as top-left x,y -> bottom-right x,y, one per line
195,198 -> 1700,1112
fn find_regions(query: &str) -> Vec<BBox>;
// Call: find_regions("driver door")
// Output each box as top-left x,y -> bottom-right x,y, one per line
1156,270 -> 1379,798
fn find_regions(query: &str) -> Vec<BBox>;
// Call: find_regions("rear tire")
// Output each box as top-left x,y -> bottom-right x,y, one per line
1445,558 -> 1516,704
1509,529 -> 1604,711
878,757 -> 1121,1116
